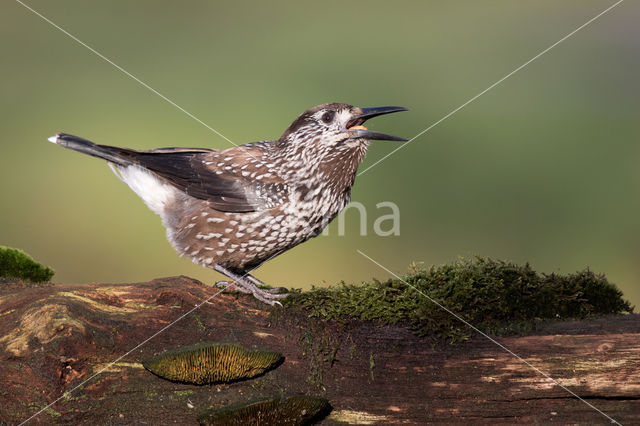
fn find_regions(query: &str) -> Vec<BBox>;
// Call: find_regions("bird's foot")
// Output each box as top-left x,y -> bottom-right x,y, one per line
264,286 -> 289,295
214,280 -> 251,294
214,280 -> 289,306
249,289 -> 287,306
245,284 -> 289,306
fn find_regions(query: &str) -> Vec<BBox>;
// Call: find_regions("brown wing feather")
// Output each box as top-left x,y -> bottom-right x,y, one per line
135,144 -> 287,213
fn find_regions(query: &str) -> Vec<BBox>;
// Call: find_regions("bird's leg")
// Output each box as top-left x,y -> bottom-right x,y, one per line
213,264 -> 287,306
244,274 -> 289,295
214,281 -> 252,294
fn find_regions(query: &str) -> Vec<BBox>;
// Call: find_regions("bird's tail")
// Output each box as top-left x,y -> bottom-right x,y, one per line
48,133 -> 136,167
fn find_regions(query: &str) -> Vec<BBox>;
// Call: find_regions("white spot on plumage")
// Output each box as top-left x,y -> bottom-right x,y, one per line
196,232 -> 222,240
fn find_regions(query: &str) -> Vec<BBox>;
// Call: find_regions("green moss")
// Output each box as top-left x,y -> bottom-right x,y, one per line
43,406 -> 61,418
198,396 -> 331,425
286,257 -> 634,342
0,246 -> 54,283
193,313 -> 206,332
142,342 -> 283,384
173,390 -> 194,398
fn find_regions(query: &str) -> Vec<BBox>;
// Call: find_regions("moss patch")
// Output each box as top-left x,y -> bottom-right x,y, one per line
286,257 -> 634,342
0,246 -> 54,283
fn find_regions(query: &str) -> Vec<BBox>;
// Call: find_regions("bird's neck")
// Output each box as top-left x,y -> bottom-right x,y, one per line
277,141 -> 369,193
321,142 -> 369,192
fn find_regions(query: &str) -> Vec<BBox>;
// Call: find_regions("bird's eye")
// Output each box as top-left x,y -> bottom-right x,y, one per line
321,111 -> 334,123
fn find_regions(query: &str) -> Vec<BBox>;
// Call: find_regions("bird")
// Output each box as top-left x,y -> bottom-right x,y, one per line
48,103 -> 408,305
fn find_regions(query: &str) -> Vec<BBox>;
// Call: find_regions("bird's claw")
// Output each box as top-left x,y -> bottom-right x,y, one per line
215,280 -> 288,305
265,286 -> 288,295
215,280 -> 251,294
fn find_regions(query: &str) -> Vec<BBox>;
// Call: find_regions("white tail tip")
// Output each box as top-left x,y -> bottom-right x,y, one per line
48,135 -> 58,143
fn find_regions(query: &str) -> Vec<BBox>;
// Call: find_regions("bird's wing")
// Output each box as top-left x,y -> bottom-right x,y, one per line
51,133 -> 285,213
135,144 -> 287,213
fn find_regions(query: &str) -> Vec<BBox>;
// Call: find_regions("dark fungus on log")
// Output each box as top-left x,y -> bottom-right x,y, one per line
197,395 -> 332,426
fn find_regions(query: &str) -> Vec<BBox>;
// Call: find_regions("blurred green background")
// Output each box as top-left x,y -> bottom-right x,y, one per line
2,1 -> 639,307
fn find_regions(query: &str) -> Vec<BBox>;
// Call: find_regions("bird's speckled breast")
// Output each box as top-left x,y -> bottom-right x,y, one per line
164,181 -> 350,272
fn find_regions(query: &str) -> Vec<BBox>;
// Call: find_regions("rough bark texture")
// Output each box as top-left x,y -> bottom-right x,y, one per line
1,277 -> 638,425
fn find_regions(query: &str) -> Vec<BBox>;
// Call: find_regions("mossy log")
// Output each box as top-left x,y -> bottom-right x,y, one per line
1,276 -> 638,424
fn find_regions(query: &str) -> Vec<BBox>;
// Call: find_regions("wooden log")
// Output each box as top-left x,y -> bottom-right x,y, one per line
1,277 -> 638,424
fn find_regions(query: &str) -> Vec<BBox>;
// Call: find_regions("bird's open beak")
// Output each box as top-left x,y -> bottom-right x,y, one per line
346,106 -> 409,141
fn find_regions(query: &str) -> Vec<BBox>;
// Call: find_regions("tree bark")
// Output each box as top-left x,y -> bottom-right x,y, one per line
1,277 -> 638,424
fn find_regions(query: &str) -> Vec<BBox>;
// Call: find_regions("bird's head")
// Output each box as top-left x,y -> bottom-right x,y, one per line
279,103 -> 408,151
